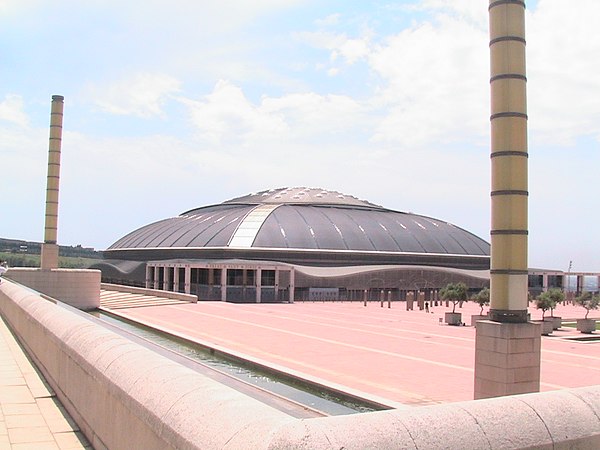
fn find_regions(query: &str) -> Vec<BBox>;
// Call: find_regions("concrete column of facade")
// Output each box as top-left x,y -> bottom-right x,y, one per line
274,269 -> 280,302
184,266 -> 191,294
165,266 -> 171,291
41,95 -> 64,270
173,266 -> 179,292
256,268 -> 262,303
289,268 -> 295,303
145,265 -> 152,289
475,0 -> 541,400
577,275 -> 584,295
221,268 -> 228,301
155,267 -> 161,289
542,274 -> 549,292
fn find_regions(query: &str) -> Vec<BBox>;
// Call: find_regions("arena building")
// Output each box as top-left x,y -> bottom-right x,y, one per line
94,187 -> 491,302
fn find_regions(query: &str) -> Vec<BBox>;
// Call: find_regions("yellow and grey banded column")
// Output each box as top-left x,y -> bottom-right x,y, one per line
488,0 -> 528,322
40,95 -> 64,270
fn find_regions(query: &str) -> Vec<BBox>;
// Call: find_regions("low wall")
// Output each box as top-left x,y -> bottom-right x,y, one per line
101,282 -> 197,303
6,268 -> 100,310
1,279 -> 599,449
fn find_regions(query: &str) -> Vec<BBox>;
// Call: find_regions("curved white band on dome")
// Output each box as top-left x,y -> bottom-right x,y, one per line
228,204 -> 281,248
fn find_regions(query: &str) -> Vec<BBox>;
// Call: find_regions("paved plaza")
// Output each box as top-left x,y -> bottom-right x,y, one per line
0,315 -> 90,450
107,300 -> 600,407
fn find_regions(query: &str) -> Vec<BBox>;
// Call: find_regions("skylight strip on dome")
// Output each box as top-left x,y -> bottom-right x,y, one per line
228,204 -> 280,248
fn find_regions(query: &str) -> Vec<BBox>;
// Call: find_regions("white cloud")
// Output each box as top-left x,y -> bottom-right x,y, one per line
182,80 -> 289,145
315,13 -> 341,27
296,31 -> 371,67
182,80 -> 366,146
419,0 -> 488,25
527,0 -> 600,146
368,15 -> 488,147
90,73 -> 181,118
0,94 -> 29,127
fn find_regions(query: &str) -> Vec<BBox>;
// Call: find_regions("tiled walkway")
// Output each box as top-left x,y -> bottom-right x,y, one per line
0,316 -> 90,450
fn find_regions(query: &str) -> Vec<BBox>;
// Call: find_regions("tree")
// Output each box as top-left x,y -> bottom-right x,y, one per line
574,292 -> 600,319
544,288 -> 565,317
535,291 -> 558,319
440,282 -> 468,314
472,287 -> 490,315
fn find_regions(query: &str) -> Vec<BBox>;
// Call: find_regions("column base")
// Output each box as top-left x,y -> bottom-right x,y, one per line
488,309 -> 528,323
474,320 -> 541,400
40,243 -> 59,270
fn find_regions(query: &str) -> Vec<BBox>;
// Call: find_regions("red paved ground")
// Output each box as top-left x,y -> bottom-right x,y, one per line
110,301 -> 600,406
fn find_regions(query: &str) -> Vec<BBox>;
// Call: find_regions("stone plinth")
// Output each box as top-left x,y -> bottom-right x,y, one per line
6,268 -> 100,310
475,320 -> 541,400
40,243 -> 59,269
471,314 -> 488,327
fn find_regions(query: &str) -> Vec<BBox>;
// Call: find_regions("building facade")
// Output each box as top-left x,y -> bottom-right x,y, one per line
94,187 -> 493,302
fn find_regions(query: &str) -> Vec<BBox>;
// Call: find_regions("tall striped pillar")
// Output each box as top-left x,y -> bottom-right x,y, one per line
488,0 -> 528,323
474,0 -> 540,400
40,95 -> 64,270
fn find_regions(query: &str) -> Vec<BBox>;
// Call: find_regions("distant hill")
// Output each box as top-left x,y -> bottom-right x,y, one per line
0,237 -> 101,267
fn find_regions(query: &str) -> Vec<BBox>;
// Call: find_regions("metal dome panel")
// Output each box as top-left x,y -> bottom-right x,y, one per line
107,188 -> 489,259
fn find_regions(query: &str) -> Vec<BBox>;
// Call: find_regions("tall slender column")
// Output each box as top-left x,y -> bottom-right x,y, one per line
41,95 -> 64,269
475,0 -> 541,400
488,0 -> 529,323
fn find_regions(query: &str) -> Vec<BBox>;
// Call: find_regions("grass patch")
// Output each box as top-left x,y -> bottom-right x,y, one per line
561,321 -> 600,331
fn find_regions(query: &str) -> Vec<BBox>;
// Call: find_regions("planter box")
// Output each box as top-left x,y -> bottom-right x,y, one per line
470,314 -> 488,327
445,312 -> 462,326
550,316 -> 562,330
577,319 -> 597,334
532,320 -> 553,335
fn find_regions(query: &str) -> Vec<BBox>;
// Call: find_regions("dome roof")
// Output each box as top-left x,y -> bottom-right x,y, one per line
107,187 -> 489,258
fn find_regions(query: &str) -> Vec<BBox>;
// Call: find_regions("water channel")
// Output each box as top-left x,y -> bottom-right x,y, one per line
88,310 -> 388,417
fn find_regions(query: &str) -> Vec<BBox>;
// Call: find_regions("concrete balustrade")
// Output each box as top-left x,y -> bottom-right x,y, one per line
6,268 -> 100,310
1,280 -> 599,449
101,282 -> 197,303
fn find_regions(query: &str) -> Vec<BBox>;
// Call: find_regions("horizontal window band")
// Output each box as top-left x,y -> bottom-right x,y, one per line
44,240 -> 57,244
490,112 -> 528,120
490,269 -> 529,275
491,190 -> 528,196
491,229 -> 528,235
490,74 -> 527,83
489,0 -> 525,11
489,36 -> 526,46
491,151 -> 528,158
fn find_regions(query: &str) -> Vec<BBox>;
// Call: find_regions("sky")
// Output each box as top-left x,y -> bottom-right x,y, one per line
1,0 -> 598,272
